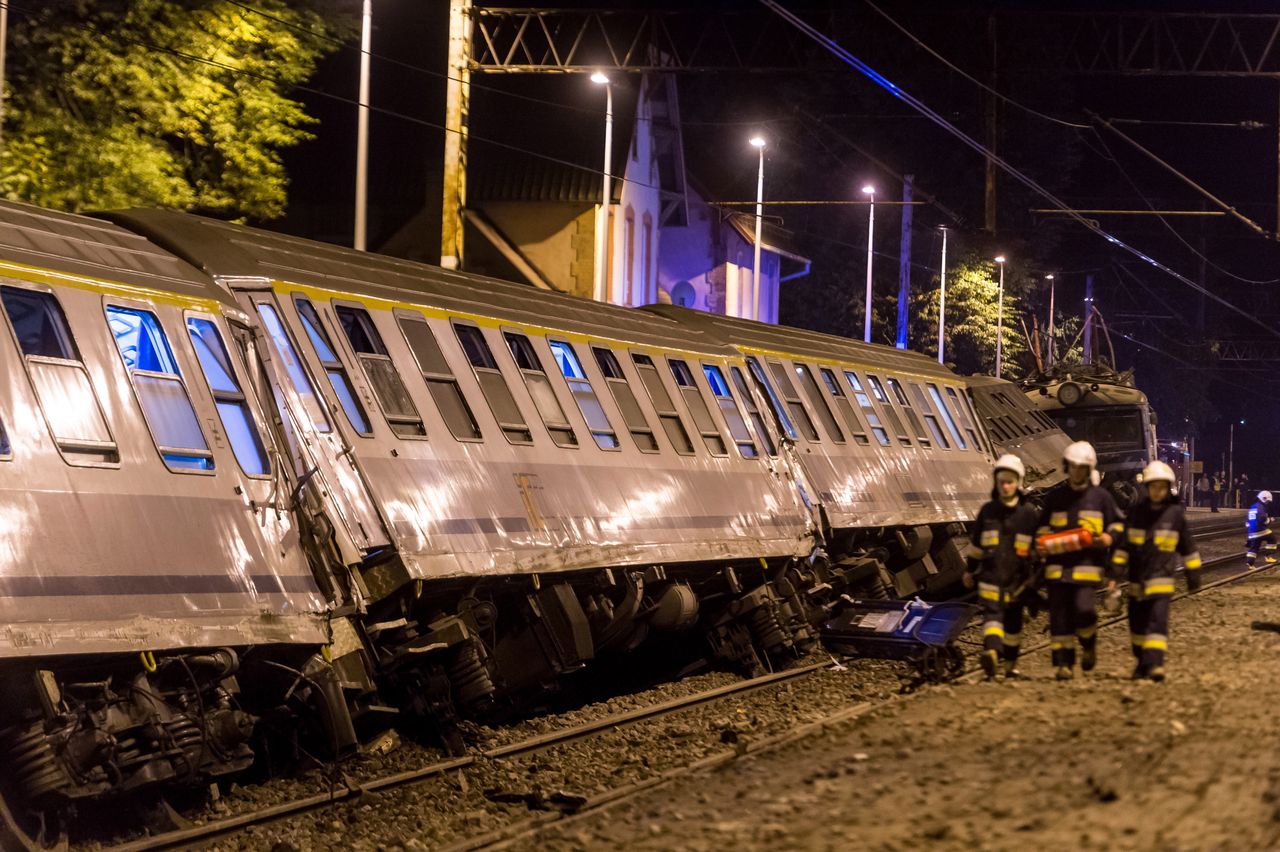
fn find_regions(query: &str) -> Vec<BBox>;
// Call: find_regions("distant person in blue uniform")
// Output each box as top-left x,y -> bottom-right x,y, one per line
1246,490 -> 1276,568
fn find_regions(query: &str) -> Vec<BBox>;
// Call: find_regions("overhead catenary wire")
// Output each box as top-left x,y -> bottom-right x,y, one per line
758,0 -> 1280,345
1089,130 -> 1280,285
861,0 -> 1089,130
1088,111 -> 1272,240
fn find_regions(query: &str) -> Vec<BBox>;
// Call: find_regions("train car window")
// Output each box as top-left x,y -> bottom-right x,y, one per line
865,374 -> 911,444
702,363 -> 757,458
293,298 -> 371,436
334,305 -> 426,438
1,287 -> 119,464
745,356 -> 797,441
547,339 -> 619,450
594,346 -> 658,452
908,382 -> 952,449
187,318 -> 271,475
255,303 -> 331,433
0,413 -> 8,458
105,305 -> 214,471
887,377 -> 932,446
818,368 -> 869,445
504,332 -> 577,448
940,386 -> 980,452
631,353 -> 695,454
398,316 -> 482,440
667,358 -> 727,455
729,366 -> 777,457
841,370 -> 892,446
453,323 -> 532,444
794,363 -> 845,444
766,360 -> 820,442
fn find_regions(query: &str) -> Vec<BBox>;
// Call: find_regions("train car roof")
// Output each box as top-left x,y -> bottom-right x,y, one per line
964,375 -> 1019,390
108,209 -> 738,356
644,305 -> 962,381
0,200 -> 228,306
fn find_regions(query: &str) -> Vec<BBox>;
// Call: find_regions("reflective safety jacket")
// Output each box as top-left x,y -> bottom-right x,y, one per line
1112,495 -> 1201,598
964,494 -> 1040,600
1037,482 -> 1123,585
1247,500 -> 1272,541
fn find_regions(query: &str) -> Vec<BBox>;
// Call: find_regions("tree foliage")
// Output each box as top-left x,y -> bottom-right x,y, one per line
902,252 -> 1031,378
0,0 -> 345,220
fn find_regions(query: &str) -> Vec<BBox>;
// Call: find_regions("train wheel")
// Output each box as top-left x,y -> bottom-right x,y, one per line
0,786 -> 63,852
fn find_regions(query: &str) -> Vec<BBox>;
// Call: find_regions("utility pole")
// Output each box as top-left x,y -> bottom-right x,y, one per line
441,0 -> 472,269
896,175 -> 913,349
937,226 -> 948,364
354,0 -> 372,251
1082,273 -> 1095,365
984,14 -> 998,233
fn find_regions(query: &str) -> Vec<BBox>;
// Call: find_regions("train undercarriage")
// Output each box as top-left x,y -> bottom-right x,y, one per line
0,524 -> 967,848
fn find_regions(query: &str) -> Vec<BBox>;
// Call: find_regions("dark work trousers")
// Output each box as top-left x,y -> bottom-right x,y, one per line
1128,595 -> 1171,672
1247,533 -> 1277,566
1048,583 -> 1097,669
980,595 -> 1026,664
1210,491 -> 1220,512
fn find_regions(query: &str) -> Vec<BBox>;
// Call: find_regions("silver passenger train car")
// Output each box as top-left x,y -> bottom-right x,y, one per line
965,375 -> 1071,494
0,201 -> 1001,841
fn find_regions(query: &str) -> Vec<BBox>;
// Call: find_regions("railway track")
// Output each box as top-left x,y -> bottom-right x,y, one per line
444,548 -> 1261,852
101,545 -> 1256,852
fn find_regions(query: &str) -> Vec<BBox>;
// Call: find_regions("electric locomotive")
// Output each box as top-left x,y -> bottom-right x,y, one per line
1021,364 -> 1157,507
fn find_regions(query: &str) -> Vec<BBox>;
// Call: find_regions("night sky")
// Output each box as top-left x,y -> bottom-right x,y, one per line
269,1 -> 1280,484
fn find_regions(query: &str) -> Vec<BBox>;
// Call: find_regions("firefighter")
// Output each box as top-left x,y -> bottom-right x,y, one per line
963,454 -> 1040,679
1111,461 -> 1202,681
1246,490 -> 1276,568
1037,441 -> 1123,680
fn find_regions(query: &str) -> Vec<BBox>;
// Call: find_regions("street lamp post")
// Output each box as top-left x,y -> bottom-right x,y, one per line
937,225 -> 948,364
1230,419 -> 1244,499
591,72 -> 613,303
750,136 -> 766,321
994,255 -> 1007,378
1045,274 -> 1056,367
862,185 -> 876,343
354,0 -> 372,251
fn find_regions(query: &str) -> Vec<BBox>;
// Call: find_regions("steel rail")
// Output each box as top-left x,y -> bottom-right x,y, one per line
109,547 -> 1252,851
455,549 -> 1260,851
109,661 -> 830,851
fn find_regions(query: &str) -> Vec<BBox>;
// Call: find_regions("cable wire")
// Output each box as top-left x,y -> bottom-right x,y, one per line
759,0 -> 1280,343
861,0 -> 1089,130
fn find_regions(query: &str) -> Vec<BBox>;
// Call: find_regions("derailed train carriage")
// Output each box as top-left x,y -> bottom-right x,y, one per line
0,201 -> 997,844
965,375 -> 1071,495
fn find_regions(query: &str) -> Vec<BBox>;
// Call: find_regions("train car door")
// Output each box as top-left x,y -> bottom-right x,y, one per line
239,291 -> 391,560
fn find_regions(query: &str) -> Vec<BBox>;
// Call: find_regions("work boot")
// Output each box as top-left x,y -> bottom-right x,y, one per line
1003,662 -> 1022,679
1081,646 -> 1097,672
1148,666 -> 1166,683
980,649 -> 998,680
1131,664 -> 1149,680
1055,666 -> 1074,681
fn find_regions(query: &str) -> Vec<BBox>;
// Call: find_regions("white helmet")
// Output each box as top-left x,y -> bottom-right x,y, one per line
993,454 -> 1026,483
1261,491 -> 1273,504
1141,460 -> 1176,485
1063,441 -> 1097,468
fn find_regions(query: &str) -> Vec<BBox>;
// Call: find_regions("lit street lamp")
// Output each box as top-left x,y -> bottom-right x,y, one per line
591,71 -> 613,303
354,0 -> 372,251
862,184 -> 876,343
994,255 -> 1007,378
937,225 -> 948,364
749,136 -> 767,321
1045,273 -> 1056,367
